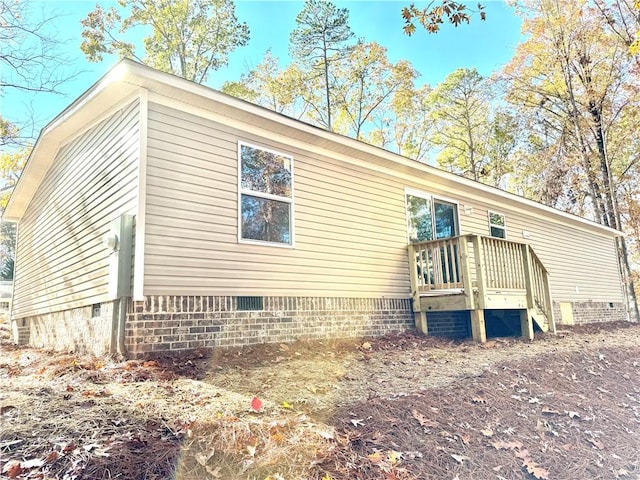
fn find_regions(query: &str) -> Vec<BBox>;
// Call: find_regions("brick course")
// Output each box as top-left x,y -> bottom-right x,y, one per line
125,296 -> 414,357
11,302 -> 114,355
554,301 -> 627,325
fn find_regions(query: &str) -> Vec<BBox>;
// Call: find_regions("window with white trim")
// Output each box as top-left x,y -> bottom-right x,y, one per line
238,142 -> 293,246
488,211 -> 506,239
405,190 -> 459,242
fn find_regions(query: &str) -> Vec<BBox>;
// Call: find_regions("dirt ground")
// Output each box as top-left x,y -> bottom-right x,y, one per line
1,321 -> 640,479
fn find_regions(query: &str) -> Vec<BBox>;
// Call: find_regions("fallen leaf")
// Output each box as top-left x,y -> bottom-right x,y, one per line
350,418 -> 365,427
246,445 -> 256,457
20,458 -> 45,469
517,452 -> 549,480
481,341 -> 497,349
281,401 -> 293,409
412,409 -> 437,428
541,407 -> 560,415
566,411 -> 580,419
481,428 -> 494,437
2,461 -> 22,478
143,360 -> 158,368
206,465 -> 222,478
0,405 -> 17,415
387,450 -> 402,464
315,428 -> 335,440
195,453 -> 209,466
528,397 -> 542,404
491,440 -> 523,451
251,397 -> 263,411
368,451 -> 383,464
459,433 -> 471,445
45,451 -> 59,463
587,438 -> 604,450
361,342 -> 372,351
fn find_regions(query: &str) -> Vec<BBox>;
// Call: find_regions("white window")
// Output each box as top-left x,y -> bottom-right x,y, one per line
488,211 -> 506,239
405,189 -> 459,243
238,142 -> 294,246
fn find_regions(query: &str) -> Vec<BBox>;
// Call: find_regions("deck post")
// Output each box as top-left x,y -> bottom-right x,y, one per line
415,311 -> 428,335
459,235 -> 475,310
471,235 -> 486,310
470,309 -> 486,342
521,244 -> 535,310
407,243 -> 421,313
542,269 -> 556,333
520,309 -> 534,341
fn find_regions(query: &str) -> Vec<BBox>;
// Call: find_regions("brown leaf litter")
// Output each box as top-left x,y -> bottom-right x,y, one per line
1,321 -> 640,479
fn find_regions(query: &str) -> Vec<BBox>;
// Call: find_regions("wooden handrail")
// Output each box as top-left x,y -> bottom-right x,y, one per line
408,234 -> 554,331
409,236 -> 466,291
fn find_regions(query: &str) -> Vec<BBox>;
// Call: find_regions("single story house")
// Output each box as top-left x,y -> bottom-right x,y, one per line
4,60 -> 628,357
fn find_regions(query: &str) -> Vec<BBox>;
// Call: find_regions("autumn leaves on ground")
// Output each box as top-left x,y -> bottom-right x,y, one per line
1,323 -> 640,479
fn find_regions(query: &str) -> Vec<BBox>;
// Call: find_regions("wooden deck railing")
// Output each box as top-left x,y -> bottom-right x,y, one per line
408,236 -> 464,291
408,234 -> 554,331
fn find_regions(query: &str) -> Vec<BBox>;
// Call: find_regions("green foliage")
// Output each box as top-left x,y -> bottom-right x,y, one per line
503,0 -> 640,319
0,221 -> 15,280
81,0 -> 250,83
332,42 -> 418,140
0,148 -> 29,210
289,0 -> 354,130
221,50 -> 308,118
0,148 -> 28,282
427,68 -> 494,182
290,0 -> 354,60
401,1 -> 486,35
0,118 -> 19,148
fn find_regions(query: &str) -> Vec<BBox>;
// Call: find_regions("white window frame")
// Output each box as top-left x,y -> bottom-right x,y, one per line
488,210 -> 506,239
237,141 -> 295,248
404,187 -> 460,244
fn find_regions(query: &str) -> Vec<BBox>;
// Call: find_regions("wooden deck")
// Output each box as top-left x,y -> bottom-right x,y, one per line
408,234 -> 555,342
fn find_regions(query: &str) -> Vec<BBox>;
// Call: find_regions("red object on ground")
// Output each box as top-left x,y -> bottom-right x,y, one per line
251,396 -> 263,411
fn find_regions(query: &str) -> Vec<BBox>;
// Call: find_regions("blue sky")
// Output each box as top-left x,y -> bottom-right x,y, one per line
3,0 -> 523,138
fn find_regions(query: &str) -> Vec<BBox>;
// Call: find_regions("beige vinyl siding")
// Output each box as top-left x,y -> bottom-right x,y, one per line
144,101 -> 410,297
143,100 -> 623,304
442,192 -> 623,303
12,101 -> 140,318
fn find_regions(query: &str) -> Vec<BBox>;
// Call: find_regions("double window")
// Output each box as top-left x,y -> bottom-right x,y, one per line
488,211 -> 506,239
238,142 -> 294,246
405,190 -> 459,242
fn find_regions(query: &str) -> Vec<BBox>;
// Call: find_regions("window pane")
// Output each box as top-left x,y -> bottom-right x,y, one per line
489,212 -> 505,227
241,195 -> 290,244
241,144 -> 292,197
490,226 -> 506,239
406,194 -> 433,242
434,202 -> 457,239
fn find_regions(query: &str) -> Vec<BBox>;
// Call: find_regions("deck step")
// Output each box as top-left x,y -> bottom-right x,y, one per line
532,315 -> 549,333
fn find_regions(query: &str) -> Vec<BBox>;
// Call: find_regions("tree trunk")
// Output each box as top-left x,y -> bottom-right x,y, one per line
322,37 -> 332,131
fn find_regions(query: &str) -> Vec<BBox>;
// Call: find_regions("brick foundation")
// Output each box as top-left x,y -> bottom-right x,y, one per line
11,302 -> 114,355
125,296 -> 414,357
554,301 -> 628,325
